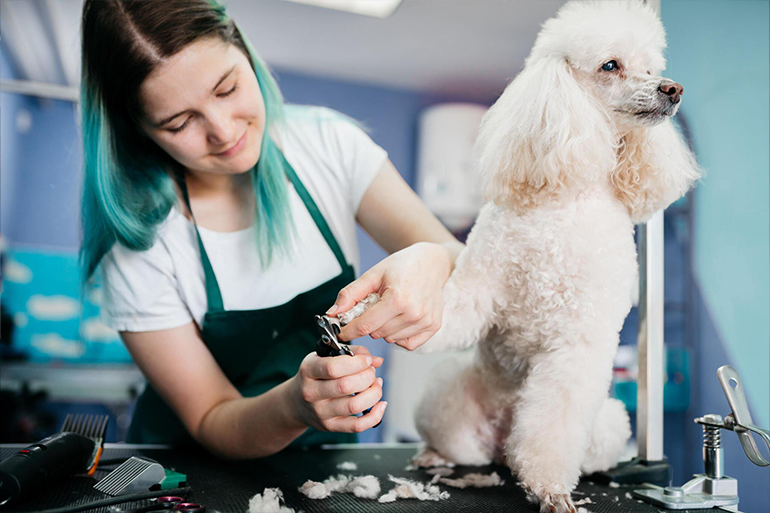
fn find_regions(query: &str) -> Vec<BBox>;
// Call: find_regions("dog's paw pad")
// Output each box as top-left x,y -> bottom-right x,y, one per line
538,492 -> 576,513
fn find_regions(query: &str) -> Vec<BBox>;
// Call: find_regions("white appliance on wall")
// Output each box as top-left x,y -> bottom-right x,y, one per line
415,102 -> 488,232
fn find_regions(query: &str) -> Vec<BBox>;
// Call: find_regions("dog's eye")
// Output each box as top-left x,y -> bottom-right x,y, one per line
601,60 -> 618,72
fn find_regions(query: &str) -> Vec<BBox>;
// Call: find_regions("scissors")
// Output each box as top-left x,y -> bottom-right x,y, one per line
110,496 -> 205,513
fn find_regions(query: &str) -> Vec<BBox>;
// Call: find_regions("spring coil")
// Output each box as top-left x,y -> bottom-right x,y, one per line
703,424 -> 722,449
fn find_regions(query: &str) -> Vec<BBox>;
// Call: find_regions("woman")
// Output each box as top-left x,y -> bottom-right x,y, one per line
80,0 -> 462,459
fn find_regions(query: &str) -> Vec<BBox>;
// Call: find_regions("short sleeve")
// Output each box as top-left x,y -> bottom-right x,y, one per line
319,110 -> 389,213
99,239 -> 193,332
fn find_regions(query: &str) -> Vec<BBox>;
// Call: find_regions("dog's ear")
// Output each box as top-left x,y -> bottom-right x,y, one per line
475,56 -> 615,210
611,119 -> 701,223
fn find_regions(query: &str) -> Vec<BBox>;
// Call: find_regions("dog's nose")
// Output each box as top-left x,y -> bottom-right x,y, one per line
659,82 -> 684,103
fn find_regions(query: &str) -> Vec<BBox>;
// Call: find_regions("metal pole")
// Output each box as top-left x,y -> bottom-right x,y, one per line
637,212 -> 665,461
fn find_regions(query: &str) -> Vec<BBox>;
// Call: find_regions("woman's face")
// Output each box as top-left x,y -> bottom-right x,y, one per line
138,37 -> 265,176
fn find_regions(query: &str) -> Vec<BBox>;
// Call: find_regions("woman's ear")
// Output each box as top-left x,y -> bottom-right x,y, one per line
475,56 -> 615,211
611,119 -> 701,223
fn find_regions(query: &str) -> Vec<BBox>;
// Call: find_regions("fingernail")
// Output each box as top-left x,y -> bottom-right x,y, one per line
382,401 -> 388,411
365,356 -> 373,366
377,377 -> 383,387
326,304 -> 338,315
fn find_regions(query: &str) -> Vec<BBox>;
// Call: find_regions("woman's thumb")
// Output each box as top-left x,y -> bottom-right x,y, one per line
327,271 -> 381,316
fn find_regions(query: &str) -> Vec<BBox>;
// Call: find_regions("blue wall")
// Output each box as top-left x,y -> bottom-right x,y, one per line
0,42 -> 82,251
662,1 -> 770,510
663,0 -> 769,425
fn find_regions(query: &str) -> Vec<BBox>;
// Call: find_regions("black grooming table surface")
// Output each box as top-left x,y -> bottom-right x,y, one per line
1,443 -> 708,512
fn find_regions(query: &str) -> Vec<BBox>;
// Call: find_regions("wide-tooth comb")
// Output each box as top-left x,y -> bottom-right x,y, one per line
61,414 -> 109,476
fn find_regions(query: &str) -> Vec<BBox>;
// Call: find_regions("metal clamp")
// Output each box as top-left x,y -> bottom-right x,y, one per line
717,365 -> 770,467
632,365 -> 769,510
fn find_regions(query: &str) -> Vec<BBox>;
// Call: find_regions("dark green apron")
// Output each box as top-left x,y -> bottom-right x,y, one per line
126,153 -> 357,448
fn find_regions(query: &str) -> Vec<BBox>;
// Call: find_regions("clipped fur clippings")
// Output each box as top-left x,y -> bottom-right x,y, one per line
377,475 -> 450,503
247,488 -> 299,513
298,474 -> 381,500
438,471 -> 504,489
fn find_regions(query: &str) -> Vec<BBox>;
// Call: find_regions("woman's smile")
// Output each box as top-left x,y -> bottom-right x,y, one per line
214,129 -> 248,157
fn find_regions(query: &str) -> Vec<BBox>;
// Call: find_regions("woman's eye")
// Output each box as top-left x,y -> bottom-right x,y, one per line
218,83 -> 238,98
168,117 -> 191,133
601,60 -> 618,72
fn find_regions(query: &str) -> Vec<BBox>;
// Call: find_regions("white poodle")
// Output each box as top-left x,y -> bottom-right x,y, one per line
412,1 -> 700,512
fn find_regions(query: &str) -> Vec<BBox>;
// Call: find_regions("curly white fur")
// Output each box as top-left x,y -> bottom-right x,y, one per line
413,2 -> 700,513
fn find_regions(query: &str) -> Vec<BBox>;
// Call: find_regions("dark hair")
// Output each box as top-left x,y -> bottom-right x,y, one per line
82,0 -> 250,134
79,0 -> 294,283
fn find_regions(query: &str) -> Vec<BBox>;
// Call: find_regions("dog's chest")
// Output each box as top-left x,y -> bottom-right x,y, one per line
474,197 -> 638,365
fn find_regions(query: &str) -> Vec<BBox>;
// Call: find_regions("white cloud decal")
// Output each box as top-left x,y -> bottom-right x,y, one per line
27,295 -> 80,321
82,318 -> 118,342
31,333 -> 85,358
4,259 -> 33,284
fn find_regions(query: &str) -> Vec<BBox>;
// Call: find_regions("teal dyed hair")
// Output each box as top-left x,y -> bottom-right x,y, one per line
79,0 -> 294,287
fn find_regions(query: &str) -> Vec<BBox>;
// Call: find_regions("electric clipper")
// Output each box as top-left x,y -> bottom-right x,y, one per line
0,414 -> 108,506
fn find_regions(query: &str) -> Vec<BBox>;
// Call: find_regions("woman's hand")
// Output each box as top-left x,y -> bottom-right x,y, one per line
329,242 -> 453,351
289,345 -> 386,433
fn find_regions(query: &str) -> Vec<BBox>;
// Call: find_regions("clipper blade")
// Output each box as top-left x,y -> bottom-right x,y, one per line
94,456 -> 166,496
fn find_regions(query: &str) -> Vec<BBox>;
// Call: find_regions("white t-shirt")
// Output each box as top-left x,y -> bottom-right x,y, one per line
99,107 -> 388,332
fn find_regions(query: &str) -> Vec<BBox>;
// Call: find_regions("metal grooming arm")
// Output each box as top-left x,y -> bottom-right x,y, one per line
638,212 -> 666,462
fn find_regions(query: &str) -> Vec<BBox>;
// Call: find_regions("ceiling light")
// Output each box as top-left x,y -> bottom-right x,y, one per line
282,0 -> 403,18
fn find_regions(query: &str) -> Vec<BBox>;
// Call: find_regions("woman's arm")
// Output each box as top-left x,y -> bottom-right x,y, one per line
355,159 -> 464,261
120,322 -> 385,459
333,160 -> 464,350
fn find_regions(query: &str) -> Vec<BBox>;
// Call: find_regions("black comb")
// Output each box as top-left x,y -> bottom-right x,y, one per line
61,414 -> 109,474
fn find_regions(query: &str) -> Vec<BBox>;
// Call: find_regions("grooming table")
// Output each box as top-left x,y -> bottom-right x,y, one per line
0,443 -> 715,512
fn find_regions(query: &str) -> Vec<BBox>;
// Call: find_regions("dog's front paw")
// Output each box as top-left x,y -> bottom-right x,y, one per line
538,493 -> 577,513
411,447 -> 456,468
522,484 -> 577,513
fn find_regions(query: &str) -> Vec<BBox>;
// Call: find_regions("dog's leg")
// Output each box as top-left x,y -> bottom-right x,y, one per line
416,243 -> 500,354
505,343 -> 613,513
413,358 -> 499,467
580,396 -> 631,474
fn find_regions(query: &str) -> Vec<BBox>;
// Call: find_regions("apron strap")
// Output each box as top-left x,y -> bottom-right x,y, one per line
280,151 -> 349,272
177,149 -> 351,314
178,173 -> 225,312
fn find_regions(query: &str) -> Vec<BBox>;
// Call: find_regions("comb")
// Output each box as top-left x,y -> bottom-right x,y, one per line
94,457 -> 167,496
61,414 -> 109,476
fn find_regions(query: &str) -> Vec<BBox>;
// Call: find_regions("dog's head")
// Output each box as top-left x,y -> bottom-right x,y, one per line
476,0 -> 700,221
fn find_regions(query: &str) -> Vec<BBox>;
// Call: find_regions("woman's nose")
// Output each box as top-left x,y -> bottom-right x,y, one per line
205,115 -> 235,146
659,81 -> 684,103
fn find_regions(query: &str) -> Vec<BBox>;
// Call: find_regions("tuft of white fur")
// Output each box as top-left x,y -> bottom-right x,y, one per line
336,461 -> 358,471
413,2 -> 700,513
438,471 -> 505,489
350,475 -> 381,499
377,475 -> 450,503
298,474 -> 381,500
297,481 -> 329,500
247,488 -> 298,513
